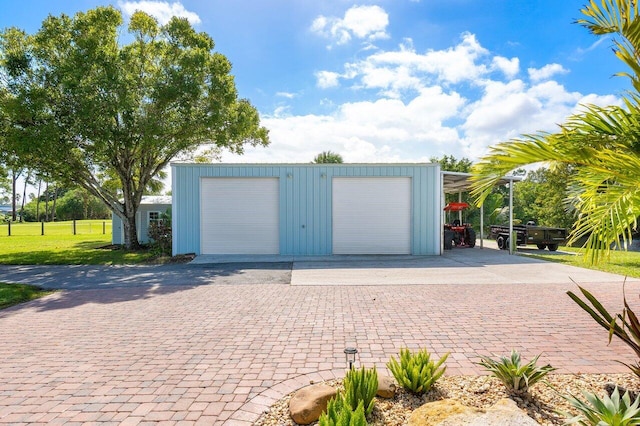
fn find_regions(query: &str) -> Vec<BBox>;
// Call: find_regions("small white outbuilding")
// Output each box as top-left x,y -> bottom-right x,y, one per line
111,195 -> 171,245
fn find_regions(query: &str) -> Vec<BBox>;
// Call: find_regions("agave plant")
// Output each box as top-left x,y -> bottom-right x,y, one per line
476,350 -> 556,394
343,366 -> 378,416
567,281 -> 640,377
318,395 -> 367,426
386,348 -> 448,394
562,386 -> 640,426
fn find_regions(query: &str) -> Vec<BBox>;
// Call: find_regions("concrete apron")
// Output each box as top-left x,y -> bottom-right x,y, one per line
193,241 -> 639,286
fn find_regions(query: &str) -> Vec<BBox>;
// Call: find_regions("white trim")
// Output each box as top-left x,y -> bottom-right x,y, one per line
147,211 -> 161,226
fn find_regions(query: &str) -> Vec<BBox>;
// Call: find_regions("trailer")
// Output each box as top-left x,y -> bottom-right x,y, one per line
489,222 -> 566,251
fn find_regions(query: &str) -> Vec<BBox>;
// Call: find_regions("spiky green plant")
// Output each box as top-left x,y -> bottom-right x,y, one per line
318,395 -> 367,426
567,282 -> 640,378
343,366 -> 378,416
476,350 -> 556,394
561,386 -> 640,426
386,348 -> 448,394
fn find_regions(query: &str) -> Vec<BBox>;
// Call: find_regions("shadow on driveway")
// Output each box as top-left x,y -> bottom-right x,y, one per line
0,263 -> 292,313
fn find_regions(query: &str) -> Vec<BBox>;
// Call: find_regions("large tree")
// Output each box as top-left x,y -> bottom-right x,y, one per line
313,151 -> 343,164
0,7 -> 269,248
471,0 -> 640,263
513,166 -> 576,229
430,155 -> 472,173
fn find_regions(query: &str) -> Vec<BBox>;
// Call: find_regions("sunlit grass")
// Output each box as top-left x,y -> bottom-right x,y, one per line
524,246 -> 640,278
0,220 -> 155,265
0,283 -> 54,309
0,219 -> 110,236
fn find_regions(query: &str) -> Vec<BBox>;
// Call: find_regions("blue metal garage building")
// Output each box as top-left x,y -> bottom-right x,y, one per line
171,163 -> 442,256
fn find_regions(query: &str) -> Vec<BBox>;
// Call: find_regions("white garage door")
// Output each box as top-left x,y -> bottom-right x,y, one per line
200,178 -> 279,254
333,177 -> 411,254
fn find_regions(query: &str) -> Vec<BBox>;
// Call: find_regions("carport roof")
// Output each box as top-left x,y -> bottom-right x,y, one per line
442,171 -> 521,195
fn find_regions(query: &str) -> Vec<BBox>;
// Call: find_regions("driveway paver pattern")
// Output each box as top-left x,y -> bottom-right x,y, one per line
0,252 -> 639,424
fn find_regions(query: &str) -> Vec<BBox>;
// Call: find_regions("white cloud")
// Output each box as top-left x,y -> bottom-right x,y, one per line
317,33 -> 490,98
315,71 -> 341,89
461,80 -> 621,158
276,92 -> 296,99
117,1 -> 201,25
492,56 -> 519,79
222,87 -> 464,163
528,63 -> 569,82
311,5 -> 389,47
222,31 -> 621,165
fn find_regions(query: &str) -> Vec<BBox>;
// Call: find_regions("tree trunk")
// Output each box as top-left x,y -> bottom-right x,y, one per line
20,172 -> 29,223
82,191 -> 89,219
36,180 -> 42,222
51,185 -> 58,222
122,211 -> 141,250
11,170 -> 18,221
44,182 -> 49,222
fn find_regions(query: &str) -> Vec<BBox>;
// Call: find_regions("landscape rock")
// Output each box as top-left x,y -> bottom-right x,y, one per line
408,397 -> 540,426
605,382 -> 640,401
289,383 -> 337,425
377,374 -> 397,399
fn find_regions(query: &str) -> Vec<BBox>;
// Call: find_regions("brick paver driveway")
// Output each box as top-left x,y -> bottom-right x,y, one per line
1,250 -> 639,425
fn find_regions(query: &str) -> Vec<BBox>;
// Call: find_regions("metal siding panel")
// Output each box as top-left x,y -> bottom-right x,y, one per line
313,171 -> 321,254
432,166 -> 442,254
173,165 -> 195,255
414,168 -> 427,254
307,168 -> 315,253
333,177 -> 412,254
280,170 -> 290,254
138,208 -> 147,244
200,177 -> 279,254
112,213 -> 122,245
172,163 -> 440,256
321,168 -> 331,254
287,168 -> 296,253
298,168 -> 306,253
171,165 -> 177,255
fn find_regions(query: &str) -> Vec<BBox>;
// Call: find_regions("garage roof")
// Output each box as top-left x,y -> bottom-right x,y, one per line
442,171 -> 521,195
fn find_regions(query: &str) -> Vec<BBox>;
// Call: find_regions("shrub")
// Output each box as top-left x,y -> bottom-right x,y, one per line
343,366 -> 378,416
476,350 -> 556,394
567,282 -> 640,377
386,348 -> 448,394
148,209 -> 172,256
318,395 -> 367,426
561,386 -> 640,426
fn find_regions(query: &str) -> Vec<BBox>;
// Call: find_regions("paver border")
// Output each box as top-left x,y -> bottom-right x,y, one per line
224,369 -> 345,425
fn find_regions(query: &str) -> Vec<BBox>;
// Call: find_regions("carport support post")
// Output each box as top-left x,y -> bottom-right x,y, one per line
458,192 -> 463,224
508,179 -> 514,255
480,204 -> 484,249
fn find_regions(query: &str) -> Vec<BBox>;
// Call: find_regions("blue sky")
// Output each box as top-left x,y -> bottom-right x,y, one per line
1,0 -> 631,164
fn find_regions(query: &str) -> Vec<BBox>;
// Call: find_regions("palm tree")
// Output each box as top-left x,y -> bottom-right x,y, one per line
470,0 -> 640,264
313,151 -> 344,164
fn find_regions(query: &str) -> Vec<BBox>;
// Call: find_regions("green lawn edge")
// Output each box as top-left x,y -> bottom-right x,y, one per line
520,246 -> 640,279
0,283 -> 55,310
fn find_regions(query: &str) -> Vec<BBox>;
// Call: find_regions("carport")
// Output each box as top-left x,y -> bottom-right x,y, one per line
441,171 -> 521,254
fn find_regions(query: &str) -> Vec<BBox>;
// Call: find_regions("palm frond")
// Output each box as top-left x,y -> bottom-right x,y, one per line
568,146 -> 640,263
471,98 -> 640,264
578,0 -> 640,91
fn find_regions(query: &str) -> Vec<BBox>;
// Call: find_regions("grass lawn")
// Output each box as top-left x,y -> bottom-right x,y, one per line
0,220 -> 157,265
0,283 -> 54,309
523,246 -> 640,278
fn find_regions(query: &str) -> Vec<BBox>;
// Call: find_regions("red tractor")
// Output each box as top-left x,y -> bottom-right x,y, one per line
443,202 -> 476,249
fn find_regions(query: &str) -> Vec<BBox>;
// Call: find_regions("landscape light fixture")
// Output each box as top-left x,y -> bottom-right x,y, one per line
344,347 -> 358,370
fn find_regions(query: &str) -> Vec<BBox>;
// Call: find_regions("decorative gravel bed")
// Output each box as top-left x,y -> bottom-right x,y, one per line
255,373 -> 639,425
